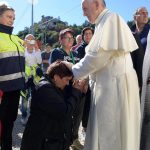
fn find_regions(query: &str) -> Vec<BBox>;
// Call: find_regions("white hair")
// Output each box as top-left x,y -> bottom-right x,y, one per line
133,6 -> 148,16
76,34 -> 82,40
86,0 -> 106,6
25,34 -> 35,40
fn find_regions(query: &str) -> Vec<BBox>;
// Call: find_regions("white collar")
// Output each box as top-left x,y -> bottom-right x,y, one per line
95,9 -> 109,25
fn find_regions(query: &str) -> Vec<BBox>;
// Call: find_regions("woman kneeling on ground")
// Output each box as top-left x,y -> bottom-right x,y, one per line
21,61 -> 86,150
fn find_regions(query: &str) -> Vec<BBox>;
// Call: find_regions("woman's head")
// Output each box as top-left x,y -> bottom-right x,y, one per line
46,61 -> 73,89
59,28 -> 75,51
0,4 -> 15,27
24,34 -> 36,51
82,27 -> 94,44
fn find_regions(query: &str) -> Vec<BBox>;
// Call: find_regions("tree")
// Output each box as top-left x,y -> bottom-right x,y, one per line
17,15 -> 90,47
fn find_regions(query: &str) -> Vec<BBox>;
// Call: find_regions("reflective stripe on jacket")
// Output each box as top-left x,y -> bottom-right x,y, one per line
0,32 -> 25,91
25,65 -> 41,86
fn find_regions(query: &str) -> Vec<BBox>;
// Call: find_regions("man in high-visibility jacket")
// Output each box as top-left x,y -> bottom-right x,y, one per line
0,4 -> 25,150
20,34 -> 42,125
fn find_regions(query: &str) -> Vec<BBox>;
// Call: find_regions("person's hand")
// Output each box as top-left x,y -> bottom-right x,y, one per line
62,61 -> 73,70
24,39 -> 40,51
80,79 -> 88,94
72,80 -> 84,92
23,40 -> 27,47
72,79 -> 88,93
82,82 -> 88,94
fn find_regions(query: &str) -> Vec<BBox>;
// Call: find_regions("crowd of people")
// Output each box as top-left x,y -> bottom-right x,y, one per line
1,0 -> 150,150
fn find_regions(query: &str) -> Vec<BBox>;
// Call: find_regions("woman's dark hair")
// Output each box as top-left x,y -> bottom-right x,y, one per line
46,61 -> 73,79
81,27 -> 94,41
0,4 -> 14,16
82,27 -> 94,36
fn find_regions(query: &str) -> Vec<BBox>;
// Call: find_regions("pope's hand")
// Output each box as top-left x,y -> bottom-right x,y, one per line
62,61 -> 73,70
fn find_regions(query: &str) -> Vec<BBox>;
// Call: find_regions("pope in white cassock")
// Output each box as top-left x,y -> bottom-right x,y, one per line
70,0 -> 141,150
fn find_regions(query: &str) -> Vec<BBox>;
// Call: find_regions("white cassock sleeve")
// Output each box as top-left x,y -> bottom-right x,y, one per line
72,49 -> 115,79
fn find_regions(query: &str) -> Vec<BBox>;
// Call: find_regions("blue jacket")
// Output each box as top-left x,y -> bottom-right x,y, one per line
131,24 -> 150,54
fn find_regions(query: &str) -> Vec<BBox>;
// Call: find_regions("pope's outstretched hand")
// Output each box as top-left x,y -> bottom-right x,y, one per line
62,61 -> 73,70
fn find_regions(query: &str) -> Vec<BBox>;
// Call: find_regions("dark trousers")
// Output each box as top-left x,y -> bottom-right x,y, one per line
72,95 -> 85,140
82,87 -> 91,128
0,90 -> 20,150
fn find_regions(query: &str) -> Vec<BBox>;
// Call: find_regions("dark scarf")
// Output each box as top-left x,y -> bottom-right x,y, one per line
0,24 -> 13,34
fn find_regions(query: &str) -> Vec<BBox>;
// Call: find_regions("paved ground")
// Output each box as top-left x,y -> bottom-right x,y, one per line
12,108 -> 85,150
12,109 -> 25,150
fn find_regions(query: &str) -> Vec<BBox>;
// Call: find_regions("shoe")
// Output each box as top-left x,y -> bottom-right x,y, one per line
70,144 -> 81,150
82,127 -> 87,132
70,145 -> 78,150
81,127 -> 86,143
21,117 -> 27,126
71,139 -> 84,150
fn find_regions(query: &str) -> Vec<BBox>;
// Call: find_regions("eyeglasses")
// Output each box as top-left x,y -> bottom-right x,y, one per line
63,36 -> 74,41
138,11 -> 148,16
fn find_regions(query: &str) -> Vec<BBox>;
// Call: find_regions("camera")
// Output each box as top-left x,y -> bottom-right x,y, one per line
27,40 -> 35,45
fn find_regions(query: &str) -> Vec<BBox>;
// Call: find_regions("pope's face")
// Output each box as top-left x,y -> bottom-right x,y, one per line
82,0 -> 97,24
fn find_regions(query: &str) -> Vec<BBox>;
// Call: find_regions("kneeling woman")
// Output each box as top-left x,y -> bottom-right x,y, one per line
21,61 -> 84,150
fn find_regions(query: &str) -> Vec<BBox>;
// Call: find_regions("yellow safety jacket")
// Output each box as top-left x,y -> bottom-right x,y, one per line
20,65 -> 41,98
0,26 -> 25,92
25,65 -> 41,86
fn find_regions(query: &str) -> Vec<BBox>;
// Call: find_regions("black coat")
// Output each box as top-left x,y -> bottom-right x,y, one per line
21,78 -> 82,150
130,33 -> 145,88
130,24 -> 150,88
75,42 -> 87,59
